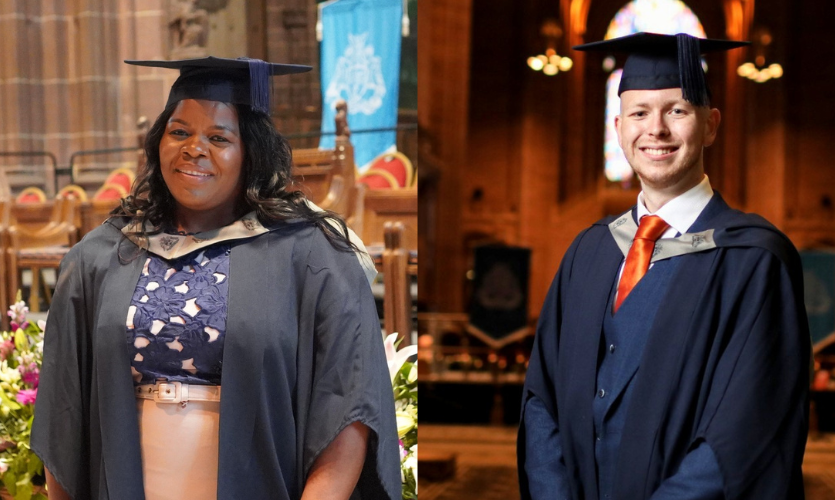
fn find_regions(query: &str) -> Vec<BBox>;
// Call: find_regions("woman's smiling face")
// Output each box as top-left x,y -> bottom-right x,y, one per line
159,99 -> 245,228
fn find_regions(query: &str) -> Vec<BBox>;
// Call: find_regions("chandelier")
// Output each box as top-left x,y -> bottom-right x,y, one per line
527,19 -> 573,76
737,26 -> 783,83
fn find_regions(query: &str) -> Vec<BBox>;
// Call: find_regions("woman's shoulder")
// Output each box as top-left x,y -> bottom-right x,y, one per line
263,221 -> 337,256
82,216 -> 131,244
263,221 -> 362,267
65,216 -> 136,266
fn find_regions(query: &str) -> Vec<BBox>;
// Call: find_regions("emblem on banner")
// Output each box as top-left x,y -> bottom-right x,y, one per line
325,33 -> 387,115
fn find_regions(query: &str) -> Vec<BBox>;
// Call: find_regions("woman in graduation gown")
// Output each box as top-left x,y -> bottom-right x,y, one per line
31,57 -> 401,500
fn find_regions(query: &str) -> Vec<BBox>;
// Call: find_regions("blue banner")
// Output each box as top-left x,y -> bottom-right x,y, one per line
319,0 -> 402,171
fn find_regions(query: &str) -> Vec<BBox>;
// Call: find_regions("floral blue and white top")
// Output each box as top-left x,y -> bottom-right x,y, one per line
121,208 -> 377,386
126,243 -> 230,386
123,213 -> 273,386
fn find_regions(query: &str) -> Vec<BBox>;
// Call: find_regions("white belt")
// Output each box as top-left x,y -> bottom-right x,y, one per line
135,380 -> 221,405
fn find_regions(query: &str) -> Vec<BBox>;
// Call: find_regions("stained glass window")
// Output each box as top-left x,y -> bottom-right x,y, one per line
603,0 -> 706,183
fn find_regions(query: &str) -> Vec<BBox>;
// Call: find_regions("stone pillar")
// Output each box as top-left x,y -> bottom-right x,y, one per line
265,0 -> 321,139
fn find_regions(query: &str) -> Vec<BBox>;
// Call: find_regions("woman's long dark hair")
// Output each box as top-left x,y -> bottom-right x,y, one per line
115,101 -> 355,251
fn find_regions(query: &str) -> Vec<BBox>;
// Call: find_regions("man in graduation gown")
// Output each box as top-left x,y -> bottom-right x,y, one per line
518,33 -> 810,500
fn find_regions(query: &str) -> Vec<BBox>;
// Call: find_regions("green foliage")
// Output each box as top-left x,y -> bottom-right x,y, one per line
393,360 -> 417,500
0,299 -> 45,500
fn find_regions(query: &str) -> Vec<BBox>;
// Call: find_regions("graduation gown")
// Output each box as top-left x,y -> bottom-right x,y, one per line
31,218 -> 401,499
518,194 -> 810,500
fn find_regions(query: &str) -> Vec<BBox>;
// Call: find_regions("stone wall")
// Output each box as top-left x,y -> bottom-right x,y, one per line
0,0 -> 171,194
0,0 -> 263,194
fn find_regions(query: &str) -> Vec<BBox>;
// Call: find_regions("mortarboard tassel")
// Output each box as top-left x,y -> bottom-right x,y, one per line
676,33 -> 709,107
247,58 -> 271,115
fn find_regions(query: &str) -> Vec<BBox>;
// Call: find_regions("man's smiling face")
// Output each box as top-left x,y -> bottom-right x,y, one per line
615,87 -> 720,198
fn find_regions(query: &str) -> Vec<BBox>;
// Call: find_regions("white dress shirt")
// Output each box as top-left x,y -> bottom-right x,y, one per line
615,175 -> 714,288
636,174 -> 714,238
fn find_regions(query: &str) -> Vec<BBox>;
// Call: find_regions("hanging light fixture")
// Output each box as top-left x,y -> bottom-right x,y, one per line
737,26 -> 783,83
527,18 -> 573,76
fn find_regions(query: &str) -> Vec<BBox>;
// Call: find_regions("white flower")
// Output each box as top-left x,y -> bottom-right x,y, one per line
383,333 -> 417,382
17,352 -> 35,367
0,361 -> 20,384
7,301 -> 28,324
0,460 -> 8,474
404,445 -> 417,479
396,410 -> 416,438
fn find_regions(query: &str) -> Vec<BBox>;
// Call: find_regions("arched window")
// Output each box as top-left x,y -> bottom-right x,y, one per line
603,0 -> 706,183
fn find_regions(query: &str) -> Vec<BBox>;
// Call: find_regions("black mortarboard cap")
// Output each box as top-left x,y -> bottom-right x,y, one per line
125,56 -> 312,115
574,32 -> 749,107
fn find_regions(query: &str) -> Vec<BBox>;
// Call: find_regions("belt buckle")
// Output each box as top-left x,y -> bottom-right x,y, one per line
153,381 -> 183,404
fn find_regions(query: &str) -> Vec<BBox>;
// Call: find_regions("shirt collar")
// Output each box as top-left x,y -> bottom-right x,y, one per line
636,175 -> 713,235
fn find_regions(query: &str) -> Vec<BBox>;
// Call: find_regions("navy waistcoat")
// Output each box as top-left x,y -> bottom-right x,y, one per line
593,257 -> 681,500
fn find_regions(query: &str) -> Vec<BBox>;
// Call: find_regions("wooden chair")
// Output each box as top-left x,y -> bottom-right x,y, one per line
361,151 -> 415,188
79,199 -> 121,238
103,167 -> 136,194
57,184 -> 89,202
16,186 -> 47,204
6,197 -> 78,312
358,169 -> 400,189
361,189 -> 418,252
383,221 -> 412,344
56,185 -> 89,239
93,182 -> 128,201
76,183 -> 126,238
72,160 -> 136,195
11,188 -> 60,233
289,100 -> 361,227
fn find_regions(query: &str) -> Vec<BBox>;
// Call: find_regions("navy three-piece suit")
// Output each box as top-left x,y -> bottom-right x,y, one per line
519,193 -> 810,500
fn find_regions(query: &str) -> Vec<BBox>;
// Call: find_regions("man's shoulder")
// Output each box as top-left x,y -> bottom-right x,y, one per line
710,209 -> 799,266
556,215 -> 623,271
592,213 -> 622,228
568,216 -> 619,248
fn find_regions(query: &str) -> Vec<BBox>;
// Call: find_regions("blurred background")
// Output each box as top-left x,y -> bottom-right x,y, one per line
0,0 -> 418,344
1,2 -> 421,496
417,0 -> 835,498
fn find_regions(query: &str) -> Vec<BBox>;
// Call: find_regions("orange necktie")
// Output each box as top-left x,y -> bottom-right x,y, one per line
614,215 -> 670,313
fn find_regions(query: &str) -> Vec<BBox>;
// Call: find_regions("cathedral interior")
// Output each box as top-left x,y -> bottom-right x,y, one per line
2,0 -> 835,497
419,0 -> 835,498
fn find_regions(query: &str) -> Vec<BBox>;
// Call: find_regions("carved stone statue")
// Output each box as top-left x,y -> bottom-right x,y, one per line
335,99 -> 351,138
169,0 -> 209,59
